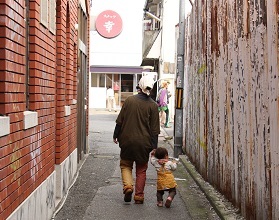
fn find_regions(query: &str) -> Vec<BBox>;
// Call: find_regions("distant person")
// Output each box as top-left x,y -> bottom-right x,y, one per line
150,147 -> 177,208
113,81 -> 120,105
113,75 -> 160,204
107,86 -> 116,112
157,81 -> 171,128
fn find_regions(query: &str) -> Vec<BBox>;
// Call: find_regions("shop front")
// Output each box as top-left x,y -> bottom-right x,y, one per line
89,66 -> 155,109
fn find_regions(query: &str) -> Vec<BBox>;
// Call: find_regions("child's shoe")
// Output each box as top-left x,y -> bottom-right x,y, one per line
165,196 -> 172,208
157,201 -> 163,207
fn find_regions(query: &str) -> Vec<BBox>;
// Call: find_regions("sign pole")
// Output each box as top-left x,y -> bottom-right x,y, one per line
174,0 -> 185,158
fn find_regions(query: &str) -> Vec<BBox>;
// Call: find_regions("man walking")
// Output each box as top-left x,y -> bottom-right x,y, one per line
107,86 -> 116,112
113,75 -> 160,204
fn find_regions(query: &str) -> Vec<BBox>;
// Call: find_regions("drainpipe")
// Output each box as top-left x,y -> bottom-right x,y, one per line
174,0 -> 185,158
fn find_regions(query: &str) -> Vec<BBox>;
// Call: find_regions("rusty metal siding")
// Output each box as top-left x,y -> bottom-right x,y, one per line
267,2 -> 279,220
183,0 -> 279,219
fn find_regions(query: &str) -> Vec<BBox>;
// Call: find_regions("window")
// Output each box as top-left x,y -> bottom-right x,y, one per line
106,74 -> 112,88
49,0 -> 56,33
99,74 -> 105,87
40,0 -> 48,27
121,74 -> 133,92
91,73 -> 97,87
40,0 -> 56,34
91,73 -> 106,87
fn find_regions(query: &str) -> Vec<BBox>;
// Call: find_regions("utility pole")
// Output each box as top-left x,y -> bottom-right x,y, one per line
174,0 -> 185,158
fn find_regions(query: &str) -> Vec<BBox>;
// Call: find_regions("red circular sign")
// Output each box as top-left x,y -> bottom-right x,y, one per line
95,10 -> 123,38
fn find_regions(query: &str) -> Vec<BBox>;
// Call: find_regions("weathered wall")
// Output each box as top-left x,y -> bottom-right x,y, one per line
55,149 -> 77,200
183,1 -> 278,219
6,173 -> 56,220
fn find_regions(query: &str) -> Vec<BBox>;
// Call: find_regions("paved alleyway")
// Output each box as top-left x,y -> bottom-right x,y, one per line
53,110 -> 230,220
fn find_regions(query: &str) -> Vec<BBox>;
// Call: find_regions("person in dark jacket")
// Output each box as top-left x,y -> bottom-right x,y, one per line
113,75 -> 160,204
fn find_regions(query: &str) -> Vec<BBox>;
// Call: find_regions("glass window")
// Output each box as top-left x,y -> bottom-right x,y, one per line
91,73 -> 97,87
40,0 -> 48,27
121,74 -> 133,92
91,73 -> 106,87
106,74 -> 113,88
99,74 -> 105,87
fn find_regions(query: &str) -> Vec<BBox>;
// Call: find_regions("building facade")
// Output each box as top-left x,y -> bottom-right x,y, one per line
142,0 -> 180,122
0,0 -> 90,219
89,66 -> 151,109
89,0 -> 148,109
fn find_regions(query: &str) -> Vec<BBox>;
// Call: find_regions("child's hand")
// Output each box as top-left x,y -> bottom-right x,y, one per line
151,149 -> 156,156
158,159 -> 168,165
113,138 -> 118,144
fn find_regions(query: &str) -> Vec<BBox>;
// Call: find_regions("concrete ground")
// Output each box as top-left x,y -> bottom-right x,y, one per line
53,109 -> 243,220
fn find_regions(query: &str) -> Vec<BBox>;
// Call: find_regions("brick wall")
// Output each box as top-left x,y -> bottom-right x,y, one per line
55,0 -> 78,164
0,0 -> 89,219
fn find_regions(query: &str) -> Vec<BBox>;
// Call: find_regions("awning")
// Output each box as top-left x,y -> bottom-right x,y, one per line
90,65 -> 145,74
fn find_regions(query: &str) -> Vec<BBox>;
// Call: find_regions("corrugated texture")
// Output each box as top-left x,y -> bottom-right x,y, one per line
183,1 -> 278,219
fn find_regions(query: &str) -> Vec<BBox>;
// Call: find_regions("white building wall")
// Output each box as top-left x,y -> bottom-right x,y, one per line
160,0 -> 179,66
89,0 -> 146,109
157,0 -> 180,122
90,0 -> 146,66
158,0 -> 192,123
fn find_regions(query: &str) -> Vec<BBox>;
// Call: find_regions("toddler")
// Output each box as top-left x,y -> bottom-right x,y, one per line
150,147 -> 177,208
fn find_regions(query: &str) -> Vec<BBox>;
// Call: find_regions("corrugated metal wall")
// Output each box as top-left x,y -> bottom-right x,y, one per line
183,1 -> 278,219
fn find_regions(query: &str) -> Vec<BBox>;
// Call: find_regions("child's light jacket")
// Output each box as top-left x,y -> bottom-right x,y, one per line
150,156 -> 177,190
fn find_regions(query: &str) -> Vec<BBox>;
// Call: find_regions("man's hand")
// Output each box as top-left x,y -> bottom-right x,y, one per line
113,138 -> 118,144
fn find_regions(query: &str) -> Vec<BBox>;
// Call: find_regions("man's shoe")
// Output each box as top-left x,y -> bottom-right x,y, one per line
124,189 -> 133,202
134,200 -> 144,204
134,195 -> 144,204
164,124 -> 171,128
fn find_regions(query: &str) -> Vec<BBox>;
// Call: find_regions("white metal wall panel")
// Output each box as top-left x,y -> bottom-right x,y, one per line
183,0 -> 279,219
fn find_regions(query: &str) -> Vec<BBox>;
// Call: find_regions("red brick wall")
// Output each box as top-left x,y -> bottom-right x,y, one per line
0,0 -> 89,219
86,6 -> 90,137
55,0 -> 78,164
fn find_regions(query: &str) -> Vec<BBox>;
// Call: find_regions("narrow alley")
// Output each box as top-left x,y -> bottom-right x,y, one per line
1,0 -> 278,220
53,110 -> 241,220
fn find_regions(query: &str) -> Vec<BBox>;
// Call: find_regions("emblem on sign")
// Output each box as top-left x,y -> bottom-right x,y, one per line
95,10 -> 123,38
